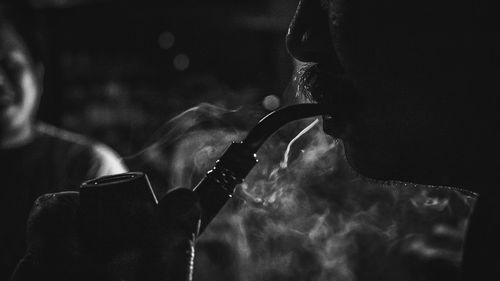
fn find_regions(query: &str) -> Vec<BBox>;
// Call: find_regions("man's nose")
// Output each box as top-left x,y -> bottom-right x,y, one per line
286,0 -> 335,63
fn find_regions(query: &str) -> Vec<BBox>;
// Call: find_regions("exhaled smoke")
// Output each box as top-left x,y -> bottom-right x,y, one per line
126,103 -> 260,194
133,102 -> 477,281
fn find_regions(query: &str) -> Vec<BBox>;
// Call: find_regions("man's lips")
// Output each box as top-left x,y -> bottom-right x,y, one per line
297,63 -> 362,138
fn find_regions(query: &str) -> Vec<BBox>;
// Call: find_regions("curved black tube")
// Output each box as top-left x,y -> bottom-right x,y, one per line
244,103 -> 329,152
79,104 -> 330,237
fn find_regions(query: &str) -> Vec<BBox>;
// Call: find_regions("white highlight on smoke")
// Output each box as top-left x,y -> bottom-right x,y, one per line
281,118 -> 320,169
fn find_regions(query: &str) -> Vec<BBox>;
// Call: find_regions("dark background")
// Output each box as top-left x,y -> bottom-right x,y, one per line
13,0 -> 299,156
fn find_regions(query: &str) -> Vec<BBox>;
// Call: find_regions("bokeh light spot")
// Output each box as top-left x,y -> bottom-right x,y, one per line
173,54 -> 190,71
158,31 -> 175,50
263,94 -> 280,111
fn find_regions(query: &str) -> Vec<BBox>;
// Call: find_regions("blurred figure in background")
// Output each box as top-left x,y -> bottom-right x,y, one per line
0,4 -> 127,279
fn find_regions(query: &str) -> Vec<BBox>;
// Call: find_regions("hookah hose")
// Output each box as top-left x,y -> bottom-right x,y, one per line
192,103 -> 329,232
78,104 -> 330,241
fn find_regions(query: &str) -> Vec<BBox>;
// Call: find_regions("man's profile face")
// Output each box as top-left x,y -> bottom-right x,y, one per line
287,0 -> 484,185
0,25 -> 39,135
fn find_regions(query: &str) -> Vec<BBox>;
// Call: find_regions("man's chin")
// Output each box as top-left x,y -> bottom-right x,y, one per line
0,109 -> 12,126
0,107 -> 17,123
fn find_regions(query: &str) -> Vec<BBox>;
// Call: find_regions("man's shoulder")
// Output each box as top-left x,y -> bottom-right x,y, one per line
35,122 -> 96,149
35,122 -> 127,176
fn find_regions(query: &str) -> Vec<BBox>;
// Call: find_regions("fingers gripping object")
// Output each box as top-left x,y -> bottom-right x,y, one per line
79,174 -> 199,280
78,104 -> 329,247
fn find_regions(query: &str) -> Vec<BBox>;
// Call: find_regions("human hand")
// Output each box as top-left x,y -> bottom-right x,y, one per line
10,187 -> 200,281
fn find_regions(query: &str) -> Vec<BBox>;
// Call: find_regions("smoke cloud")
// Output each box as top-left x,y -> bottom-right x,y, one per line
132,102 -> 477,281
